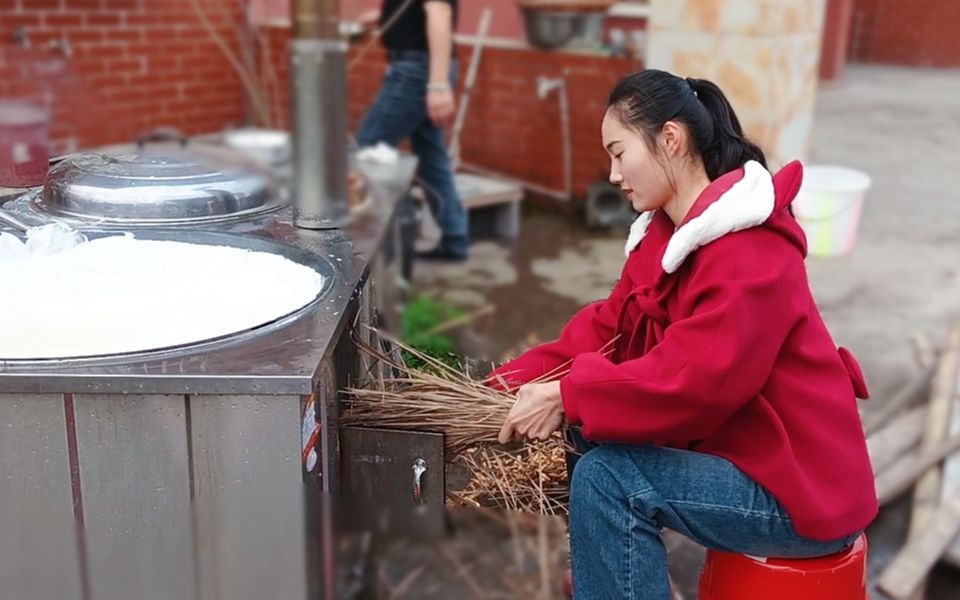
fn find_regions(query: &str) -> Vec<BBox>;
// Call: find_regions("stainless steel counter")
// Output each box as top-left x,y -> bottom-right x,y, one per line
0,156 -> 417,396
0,155 -> 418,600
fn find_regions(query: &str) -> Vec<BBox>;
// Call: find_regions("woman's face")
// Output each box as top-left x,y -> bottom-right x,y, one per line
601,109 -> 671,213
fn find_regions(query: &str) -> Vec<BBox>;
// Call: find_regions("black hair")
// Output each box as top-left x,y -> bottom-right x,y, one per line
607,69 -> 766,180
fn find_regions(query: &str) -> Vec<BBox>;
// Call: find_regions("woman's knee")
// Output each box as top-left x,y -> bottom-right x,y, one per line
570,445 -> 635,506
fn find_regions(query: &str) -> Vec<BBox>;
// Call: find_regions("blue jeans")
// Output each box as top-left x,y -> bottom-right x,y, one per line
356,51 -> 469,257
568,440 -> 860,600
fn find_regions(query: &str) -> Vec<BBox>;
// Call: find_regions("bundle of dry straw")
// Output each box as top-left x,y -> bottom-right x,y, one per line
342,331 -> 575,514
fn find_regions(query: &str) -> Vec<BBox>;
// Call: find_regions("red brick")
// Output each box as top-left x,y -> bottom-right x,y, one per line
44,12 -> 86,28
87,73 -> 126,88
67,29 -> 105,43
2,80 -> 41,97
28,30 -> 65,47
142,55 -> 178,71
160,40 -> 198,56
104,28 -> 141,43
24,0 -> 62,8
140,27 -> 173,42
124,14 -> 155,27
71,43 -> 116,59
65,0 -> 104,10
106,57 -> 141,72
105,86 -> 149,103
102,0 -> 141,9
69,57 -> 108,76
86,12 -> 122,26
2,13 -> 42,30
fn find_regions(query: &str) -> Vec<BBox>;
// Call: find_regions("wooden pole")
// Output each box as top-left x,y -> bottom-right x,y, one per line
878,493 -> 960,600
868,405 -> 925,476
901,324 -> 960,599
863,365 -> 935,436
449,8 -> 493,171
876,431 -> 960,505
940,331 -> 960,566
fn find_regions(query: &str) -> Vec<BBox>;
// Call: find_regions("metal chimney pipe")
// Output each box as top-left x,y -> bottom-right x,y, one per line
290,0 -> 348,229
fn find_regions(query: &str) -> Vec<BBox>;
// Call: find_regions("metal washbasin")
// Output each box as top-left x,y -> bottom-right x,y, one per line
521,5 -> 609,50
522,8 -> 580,48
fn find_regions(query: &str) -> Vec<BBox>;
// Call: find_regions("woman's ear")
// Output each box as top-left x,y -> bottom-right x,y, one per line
659,121 -> 685,158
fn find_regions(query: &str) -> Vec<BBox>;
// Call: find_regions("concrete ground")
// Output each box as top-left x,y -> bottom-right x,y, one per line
397,65 -> 960,598
806,65 -> 960,401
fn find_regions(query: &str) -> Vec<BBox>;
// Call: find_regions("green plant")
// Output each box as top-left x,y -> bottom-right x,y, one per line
401,295 -> 463,370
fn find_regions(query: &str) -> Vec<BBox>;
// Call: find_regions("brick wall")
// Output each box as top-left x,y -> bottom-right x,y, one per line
819,0 -> 853,80
850,0 -> 960,67
3,0 -> 953,164
0,0 -> 251,156
264,24 -> 639,200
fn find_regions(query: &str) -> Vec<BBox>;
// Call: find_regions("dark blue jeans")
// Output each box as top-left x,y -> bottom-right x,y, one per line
567,435 -> 860,599
356,51 -> 469,257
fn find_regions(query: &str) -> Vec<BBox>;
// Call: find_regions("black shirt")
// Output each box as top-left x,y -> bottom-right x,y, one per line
380,0 -> 457,52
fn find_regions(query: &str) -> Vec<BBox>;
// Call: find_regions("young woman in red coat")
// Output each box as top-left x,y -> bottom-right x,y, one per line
493,69 -> 877,599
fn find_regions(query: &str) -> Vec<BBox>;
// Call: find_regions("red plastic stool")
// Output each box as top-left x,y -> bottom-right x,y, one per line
699,533 -> 868,600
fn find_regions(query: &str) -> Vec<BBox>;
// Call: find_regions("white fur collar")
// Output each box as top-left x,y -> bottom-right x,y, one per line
623,160 -> 775,273
623,210 -> 654,258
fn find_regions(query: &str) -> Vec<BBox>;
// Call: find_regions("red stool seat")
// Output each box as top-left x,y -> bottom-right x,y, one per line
699,533 -> 868,600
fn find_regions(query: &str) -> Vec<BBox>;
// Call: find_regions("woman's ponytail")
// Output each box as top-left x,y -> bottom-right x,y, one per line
685,77 -> 767,179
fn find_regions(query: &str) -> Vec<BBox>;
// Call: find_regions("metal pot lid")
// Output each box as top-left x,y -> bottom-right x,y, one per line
35,143 -> 282,224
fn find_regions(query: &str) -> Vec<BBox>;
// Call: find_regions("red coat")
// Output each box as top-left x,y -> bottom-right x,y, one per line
493,161 -> 878,541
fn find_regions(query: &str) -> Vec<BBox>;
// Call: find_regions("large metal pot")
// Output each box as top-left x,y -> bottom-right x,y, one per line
12,136 -> 285,228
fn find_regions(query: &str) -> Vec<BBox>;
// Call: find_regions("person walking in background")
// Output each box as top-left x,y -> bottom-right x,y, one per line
356,0 -> 469,262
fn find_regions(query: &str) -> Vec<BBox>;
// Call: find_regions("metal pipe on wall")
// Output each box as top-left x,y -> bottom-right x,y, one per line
536,75 -> 573,201
290,0 -> 348,229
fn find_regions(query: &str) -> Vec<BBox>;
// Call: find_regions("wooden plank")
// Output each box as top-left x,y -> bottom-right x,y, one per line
448,8 -> 492,171
868,405 -> 925,475
876,431 -> 960,505
940,344 -> 960,566
877,493 -> 960,600
903,323 -> 960,600
863,364 -> 934,436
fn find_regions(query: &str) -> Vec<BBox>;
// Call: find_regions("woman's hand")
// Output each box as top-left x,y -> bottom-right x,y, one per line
498,380 -> 565,444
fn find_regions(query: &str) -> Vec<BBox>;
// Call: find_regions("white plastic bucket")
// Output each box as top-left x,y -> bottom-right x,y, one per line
792,165 -> 871,257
